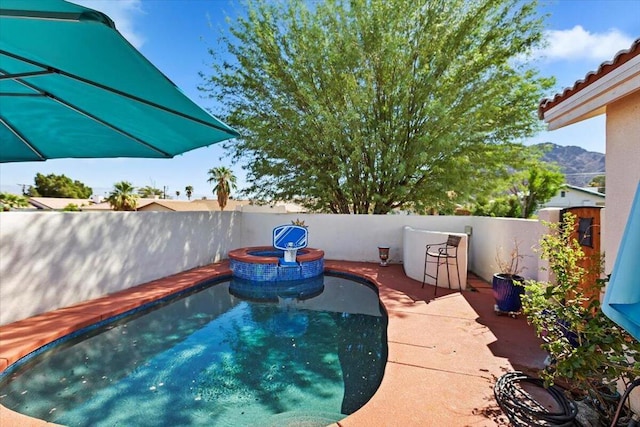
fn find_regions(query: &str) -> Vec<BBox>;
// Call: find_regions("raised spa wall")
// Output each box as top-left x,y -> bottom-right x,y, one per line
228,246 -> 325,282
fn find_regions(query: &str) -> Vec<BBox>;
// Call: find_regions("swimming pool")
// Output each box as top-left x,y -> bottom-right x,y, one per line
0,274 -> 387,427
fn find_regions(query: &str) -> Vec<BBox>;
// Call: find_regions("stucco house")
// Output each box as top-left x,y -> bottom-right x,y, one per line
538,37 -> 639,276
81,197 -> 306,213
28,197 -> 92,210
538,37 -> 639,408
136,199 -> 246,212
542,184 -> 605,208
135,199 -> 307,212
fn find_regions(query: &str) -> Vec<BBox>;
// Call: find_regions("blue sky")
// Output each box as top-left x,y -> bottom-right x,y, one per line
1,0 -> 638,199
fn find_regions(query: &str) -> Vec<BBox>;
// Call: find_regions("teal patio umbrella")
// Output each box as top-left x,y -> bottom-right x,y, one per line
603,181 -> 640,341
0,0 -> 239,162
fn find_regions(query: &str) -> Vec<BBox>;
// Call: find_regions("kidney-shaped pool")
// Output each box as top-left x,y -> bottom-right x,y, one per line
0,273 -> 387,427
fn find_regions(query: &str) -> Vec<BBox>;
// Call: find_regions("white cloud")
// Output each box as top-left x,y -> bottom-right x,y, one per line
539,25 -> 634,62
71,0 -> 146,48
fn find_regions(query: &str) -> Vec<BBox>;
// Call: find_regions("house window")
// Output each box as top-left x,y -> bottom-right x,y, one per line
560,191 -> 566,197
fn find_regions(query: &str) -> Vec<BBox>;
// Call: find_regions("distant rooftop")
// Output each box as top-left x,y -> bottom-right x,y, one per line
562,184 -> 605,197
29,197 -> 91,210
25,196 -> 306,213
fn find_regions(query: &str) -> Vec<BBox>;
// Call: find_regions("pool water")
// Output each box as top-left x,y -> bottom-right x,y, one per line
0,274 -> 387,427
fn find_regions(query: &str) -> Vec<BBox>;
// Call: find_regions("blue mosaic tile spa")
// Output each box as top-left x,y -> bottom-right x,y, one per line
228,224 -> 325,283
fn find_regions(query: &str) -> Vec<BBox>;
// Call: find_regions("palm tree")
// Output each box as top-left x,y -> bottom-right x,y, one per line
137,185 -> 162,198
175,190 -> 180,199
185,185 -> 193,201
107,181 -> 138,211
207,167 -> 237,211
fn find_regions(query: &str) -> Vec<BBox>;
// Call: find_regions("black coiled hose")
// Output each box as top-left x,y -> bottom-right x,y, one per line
610,378 -> 640,427
494,371 -> 578,426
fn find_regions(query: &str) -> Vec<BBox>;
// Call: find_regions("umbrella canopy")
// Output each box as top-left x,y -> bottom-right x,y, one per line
603,181 -> 640,341
0,0 -> 239,162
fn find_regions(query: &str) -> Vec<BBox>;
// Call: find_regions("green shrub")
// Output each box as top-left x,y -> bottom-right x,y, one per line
521,213 -> 639,418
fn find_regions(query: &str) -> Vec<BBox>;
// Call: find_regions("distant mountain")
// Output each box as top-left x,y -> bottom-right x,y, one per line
536,143 -> 605,187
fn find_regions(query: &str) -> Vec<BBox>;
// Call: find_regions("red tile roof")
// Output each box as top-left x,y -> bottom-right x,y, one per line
538,37 -> 640,119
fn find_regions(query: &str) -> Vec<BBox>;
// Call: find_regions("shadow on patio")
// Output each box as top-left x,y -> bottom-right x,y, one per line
325,260 -> 547,426
1,260 -> 548,426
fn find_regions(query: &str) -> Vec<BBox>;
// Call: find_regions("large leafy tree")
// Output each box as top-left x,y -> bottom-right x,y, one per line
28,173 -> 92,199
207,167 -> 237,211
471,151 -> 564,218
201,0 -> 553,214
508,160 -> 564,218
107,181 -> 138,211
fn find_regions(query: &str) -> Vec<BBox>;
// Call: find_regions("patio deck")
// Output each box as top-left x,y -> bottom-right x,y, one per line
0,260 -> 547,426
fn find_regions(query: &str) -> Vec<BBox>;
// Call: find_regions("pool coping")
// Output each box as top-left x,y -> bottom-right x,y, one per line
228,246 -> 324,264
0,260 -> 547,426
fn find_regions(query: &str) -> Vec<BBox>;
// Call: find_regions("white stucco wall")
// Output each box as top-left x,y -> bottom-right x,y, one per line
237,213 -> 547,284
605,90 -> 640,274
402,227 -> 468,290
0,211 -> 241,325
543,188 -> 604,208
466,215 -> 551,283
1,211 -> 559,325
238,213 -> 474,264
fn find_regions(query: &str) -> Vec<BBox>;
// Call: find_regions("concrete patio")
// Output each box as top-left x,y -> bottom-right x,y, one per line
0,261 -> 547,426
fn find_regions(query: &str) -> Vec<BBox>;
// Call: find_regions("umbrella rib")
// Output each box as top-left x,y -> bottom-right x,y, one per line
0,8 -> 115,28
0,49 -> 240,137
0,116 -> 46,161
0,67 -> 53,97
3,71 -> 174,158
0,70 -> 53,81
0,93 -> 45,97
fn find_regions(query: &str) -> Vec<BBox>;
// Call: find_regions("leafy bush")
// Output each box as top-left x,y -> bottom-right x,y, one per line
63,203 -> 81,212
0,192 -> 29,211
521,213 -> 639,418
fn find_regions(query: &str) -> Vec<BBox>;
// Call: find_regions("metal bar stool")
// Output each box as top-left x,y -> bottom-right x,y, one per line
421,235 -> 462,295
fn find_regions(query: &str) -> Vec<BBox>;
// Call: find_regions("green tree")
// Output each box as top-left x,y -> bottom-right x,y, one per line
522,214 -> 639,419
137,185 -> 163,198
507,161 -> 564,218
201,0 -> 553,213
62,203 -> 81,212
0,193 -> 29,211
471,194 -> 522,218
107,181 -> 138,211
207,167 -> 237,211
29,173 -> 92,199
185,186 -> 194,201
588,175 -> 605,194
470,146 -> 564,218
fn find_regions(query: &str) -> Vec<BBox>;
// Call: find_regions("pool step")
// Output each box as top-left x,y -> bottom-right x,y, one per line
277,263 -> 302,281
